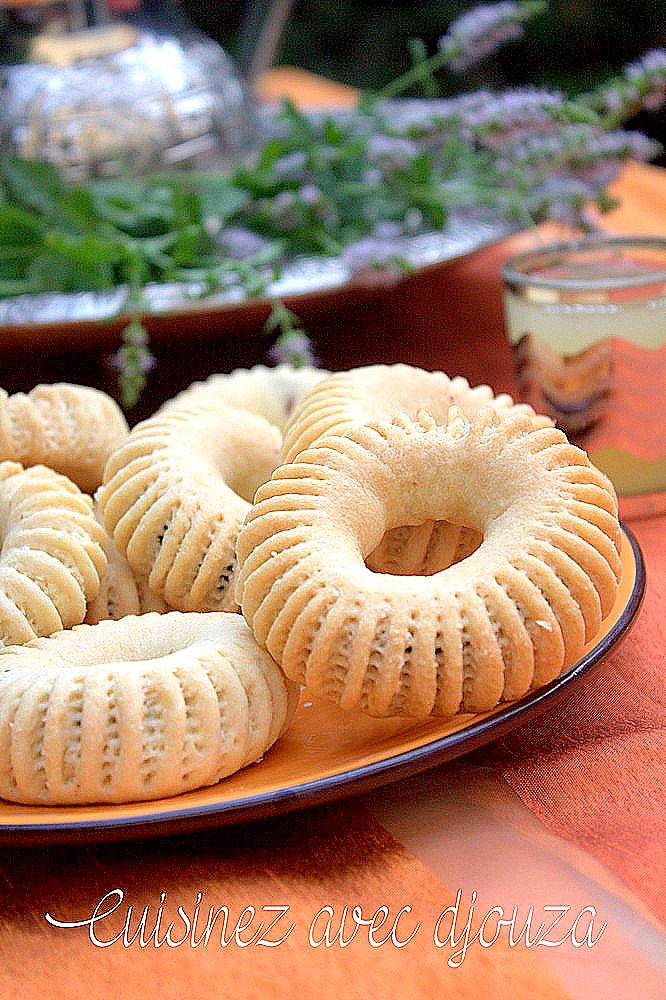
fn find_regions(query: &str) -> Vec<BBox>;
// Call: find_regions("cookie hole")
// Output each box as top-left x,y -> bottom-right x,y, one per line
365,520 -> 483,577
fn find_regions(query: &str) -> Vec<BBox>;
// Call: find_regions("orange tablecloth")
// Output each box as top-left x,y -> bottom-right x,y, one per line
0,69 -> 664,1000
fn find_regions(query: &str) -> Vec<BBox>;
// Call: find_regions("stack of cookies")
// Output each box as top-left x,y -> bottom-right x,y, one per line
0,365 -> 622,805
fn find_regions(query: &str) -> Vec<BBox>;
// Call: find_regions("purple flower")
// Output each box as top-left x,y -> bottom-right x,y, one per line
495,123 -> 660,179
585,48 -> 666,123
439,2 -> 532,73
268,332 -> 317,368
611,130 -> 662,161
295,183 -> 336,221
404,207 -> 423,233
367,134 -> 419,170
298,184 -> 322,206
625,49 -> 666,111
111,348 -> 156,374
363,167 -> 383,185
461,88 -> 564,146
527,176 -> 592,220
373,220 -> 404,240
272,151 -> 308,180
263,190 -> 301,231
379,94 -> 489,139
219,226 -> 272,260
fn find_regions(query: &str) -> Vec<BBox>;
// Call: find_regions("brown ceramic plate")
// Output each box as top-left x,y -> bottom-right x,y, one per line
0,523 -> 644,846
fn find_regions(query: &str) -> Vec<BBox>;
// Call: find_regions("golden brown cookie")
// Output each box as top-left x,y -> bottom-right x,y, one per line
0,612 -> 299,804
281,364 -> 542,576
0,461 -> 106,645
165,364 -> 328,431
97,401 -> 282,612
85,508 -> 170,624
281,364 -> 536,462
236,406 -> 621,718
0,383 -> 128,493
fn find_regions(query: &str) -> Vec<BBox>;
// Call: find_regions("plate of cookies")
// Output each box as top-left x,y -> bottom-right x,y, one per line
0,364 -> 645,844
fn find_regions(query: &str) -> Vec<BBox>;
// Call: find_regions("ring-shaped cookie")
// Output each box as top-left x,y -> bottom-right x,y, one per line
166,364 -> 328,431
236,406 -> 622,719
0,612 -> 299,804
282,364 -> 544,576
85,508 -> 170,624
0,384 -> 128,493
0,461 -> 107,646
97,402 -> 282,612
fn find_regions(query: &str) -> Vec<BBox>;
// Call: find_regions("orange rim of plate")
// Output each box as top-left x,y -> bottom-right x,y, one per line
0,522 -> 645,845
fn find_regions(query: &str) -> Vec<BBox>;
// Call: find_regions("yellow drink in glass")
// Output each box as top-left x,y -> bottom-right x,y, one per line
503,236 -> 666,518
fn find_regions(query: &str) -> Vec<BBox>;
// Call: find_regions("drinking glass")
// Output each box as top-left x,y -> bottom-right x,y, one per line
503,235 -> 666,518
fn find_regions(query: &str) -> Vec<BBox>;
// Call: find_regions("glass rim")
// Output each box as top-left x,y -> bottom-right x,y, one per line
502,235 -> 666,292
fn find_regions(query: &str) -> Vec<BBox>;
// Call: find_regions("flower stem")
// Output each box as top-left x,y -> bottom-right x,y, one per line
377,47 -> 455,100
377,0 -> 547,99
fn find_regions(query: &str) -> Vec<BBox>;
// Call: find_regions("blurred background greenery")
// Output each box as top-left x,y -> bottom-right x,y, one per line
185,1 -> 663,93
183,0 -> 665,155
1,1 -> 663,153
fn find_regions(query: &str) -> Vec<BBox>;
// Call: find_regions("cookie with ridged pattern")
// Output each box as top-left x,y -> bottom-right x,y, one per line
281,364 -> 548,577
0,384 -> 128,493
0,461 -> 106,646
98,401 -> 282,612
236,406 -> 621,719
85,507 -> 171,624
165,364 -> 328,432
0,612 -> 299,804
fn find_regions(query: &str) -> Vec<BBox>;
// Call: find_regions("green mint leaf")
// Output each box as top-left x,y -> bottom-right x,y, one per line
0,156 -> 64,215
0,204 -> 44,245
